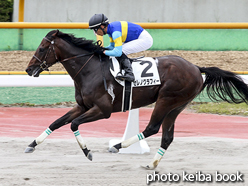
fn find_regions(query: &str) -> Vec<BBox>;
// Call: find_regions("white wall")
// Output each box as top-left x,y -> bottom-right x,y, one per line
0,75 -> 73,87
13,0 -> 248,23
0,75 -> 247,87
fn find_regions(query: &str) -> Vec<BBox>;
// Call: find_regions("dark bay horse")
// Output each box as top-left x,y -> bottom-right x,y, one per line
25,30 -> 248,169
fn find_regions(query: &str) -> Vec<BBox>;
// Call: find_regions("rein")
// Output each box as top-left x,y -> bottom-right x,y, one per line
33,37 -> 94,79
72,54 -> 94,79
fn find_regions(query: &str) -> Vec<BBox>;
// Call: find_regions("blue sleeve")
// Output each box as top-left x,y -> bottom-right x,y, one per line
104,46 -> 122,57
104,31 -> 123,57
105,42 -> 115,50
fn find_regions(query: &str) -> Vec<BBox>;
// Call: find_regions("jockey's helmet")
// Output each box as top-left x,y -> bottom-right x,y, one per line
89,14 -> 109,29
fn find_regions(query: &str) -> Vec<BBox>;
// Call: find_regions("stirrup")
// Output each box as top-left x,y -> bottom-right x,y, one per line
116,73 -> 125,81
116,72 -> 125,80
116,72 -> 123,77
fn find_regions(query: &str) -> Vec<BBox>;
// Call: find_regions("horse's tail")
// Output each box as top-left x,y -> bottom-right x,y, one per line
197,66 -> 248,104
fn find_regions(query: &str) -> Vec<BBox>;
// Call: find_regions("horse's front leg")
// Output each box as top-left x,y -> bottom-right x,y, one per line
24,105 -> 84,153
70,105 -> 111,161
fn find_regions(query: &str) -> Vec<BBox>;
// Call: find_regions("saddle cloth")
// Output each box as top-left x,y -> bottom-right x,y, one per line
110,57 -> 161,87
109,56 -> 161,112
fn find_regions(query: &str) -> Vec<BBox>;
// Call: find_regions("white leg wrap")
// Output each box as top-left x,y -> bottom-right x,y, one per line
74,130 -> 86,149
36,128 -> 52,145
148,147 -> 166,169
121,133 -> 145,148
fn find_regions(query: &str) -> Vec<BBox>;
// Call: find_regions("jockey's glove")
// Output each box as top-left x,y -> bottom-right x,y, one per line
95,48 -> 105,55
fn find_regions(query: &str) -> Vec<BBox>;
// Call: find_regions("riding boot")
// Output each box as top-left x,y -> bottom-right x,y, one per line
116,53 -> 135,82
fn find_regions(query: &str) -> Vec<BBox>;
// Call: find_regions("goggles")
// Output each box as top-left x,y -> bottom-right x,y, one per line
92,26 -> 100,33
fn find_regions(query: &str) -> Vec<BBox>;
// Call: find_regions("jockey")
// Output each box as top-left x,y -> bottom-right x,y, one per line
89,13 -> 153,82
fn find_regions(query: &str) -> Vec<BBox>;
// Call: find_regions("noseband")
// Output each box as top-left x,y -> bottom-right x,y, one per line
32,37 -> 58,71
33,37 -> 94,79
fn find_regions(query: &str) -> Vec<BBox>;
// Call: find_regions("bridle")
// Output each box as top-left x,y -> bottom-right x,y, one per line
33,37 -> 94,79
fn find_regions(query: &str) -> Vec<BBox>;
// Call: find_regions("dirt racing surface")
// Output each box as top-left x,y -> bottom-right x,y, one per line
1,51 -> 248,186
0,50 -> 248,71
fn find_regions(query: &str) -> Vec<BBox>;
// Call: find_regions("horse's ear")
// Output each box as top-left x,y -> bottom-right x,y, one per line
52,29 -> 59,37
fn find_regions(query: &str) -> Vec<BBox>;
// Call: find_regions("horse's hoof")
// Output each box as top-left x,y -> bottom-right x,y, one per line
24,147 -> 35,153
87,151 -> 93,161
82,148 -> 93,161
108,146 -> 119,153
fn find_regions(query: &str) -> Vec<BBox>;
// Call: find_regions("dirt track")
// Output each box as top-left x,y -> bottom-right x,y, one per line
1,50 -> 248,71
1,51 -> 248,186
1,137 -> 248,186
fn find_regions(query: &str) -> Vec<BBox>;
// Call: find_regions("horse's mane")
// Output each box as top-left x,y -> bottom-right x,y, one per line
46,30 -> 101,53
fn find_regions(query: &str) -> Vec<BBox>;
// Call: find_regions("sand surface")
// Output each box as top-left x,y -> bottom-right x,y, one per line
1,137 -> 247,186
1,50 -> 247,186
1,50 -> 248,72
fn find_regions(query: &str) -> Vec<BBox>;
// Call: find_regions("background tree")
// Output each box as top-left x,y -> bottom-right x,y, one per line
0,0 -> 13,22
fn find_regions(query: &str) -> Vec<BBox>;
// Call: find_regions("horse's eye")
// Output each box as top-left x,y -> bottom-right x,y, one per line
39,48 -> 45,53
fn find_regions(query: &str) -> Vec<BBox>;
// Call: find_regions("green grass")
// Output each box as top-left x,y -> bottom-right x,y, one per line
0,87 -> 247,116
0,87 -> 75,105
189,102 -> 248,116
0,101 -> 76,108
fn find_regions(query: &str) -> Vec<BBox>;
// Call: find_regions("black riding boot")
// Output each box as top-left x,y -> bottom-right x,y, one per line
116,53 -> 135,82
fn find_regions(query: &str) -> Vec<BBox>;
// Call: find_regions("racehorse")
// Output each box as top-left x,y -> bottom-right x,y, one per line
25,30 -> 248,169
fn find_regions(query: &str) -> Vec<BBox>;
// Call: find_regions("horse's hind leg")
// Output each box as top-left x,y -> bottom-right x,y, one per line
24,105 -> 84,153
145,104 -> 186,169
109,98 -> 175,153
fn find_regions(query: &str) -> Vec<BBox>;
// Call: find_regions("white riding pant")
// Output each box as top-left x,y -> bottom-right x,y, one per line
122,30 -> 153,55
